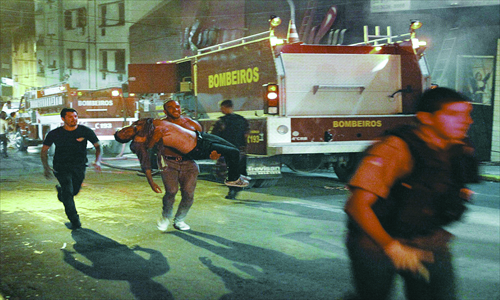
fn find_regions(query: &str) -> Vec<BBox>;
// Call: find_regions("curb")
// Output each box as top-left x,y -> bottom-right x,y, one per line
480,174 -> 500,182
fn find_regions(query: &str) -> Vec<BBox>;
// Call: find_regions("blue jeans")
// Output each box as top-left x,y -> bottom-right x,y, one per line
159,158 -> 199,222
53,166 -> 86,224
346,228 -> 456,300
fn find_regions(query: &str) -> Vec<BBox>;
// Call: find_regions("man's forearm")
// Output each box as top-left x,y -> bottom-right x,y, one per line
94,143 -> 102,163
40,150 -> 50,169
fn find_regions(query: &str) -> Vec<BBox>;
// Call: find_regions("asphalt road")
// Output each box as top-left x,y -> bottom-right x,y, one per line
0,149 -> 499,300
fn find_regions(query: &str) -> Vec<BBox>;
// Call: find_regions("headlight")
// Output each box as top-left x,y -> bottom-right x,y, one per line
277,125 -> 288,135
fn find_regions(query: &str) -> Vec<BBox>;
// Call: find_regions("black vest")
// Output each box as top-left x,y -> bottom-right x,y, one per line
370,126 -> 479,238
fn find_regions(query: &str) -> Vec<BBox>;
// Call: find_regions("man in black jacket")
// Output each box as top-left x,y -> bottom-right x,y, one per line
211,100 -> 250,199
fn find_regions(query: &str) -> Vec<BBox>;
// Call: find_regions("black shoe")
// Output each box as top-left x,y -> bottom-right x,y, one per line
68,215 -> 81,230
64,220 -> 81,230
56,185 -> 63,202
225,189 -> 239,199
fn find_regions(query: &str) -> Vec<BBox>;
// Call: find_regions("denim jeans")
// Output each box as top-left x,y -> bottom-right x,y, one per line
53,166 -> 86,224
346,229 -> 456,300
159,158 -> 199,222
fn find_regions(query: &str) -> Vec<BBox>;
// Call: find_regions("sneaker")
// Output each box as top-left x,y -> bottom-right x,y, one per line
173,221 -> 190,231
157,217 -> 170,232
224,177 -> 249,188
56,185 -> 63,202
240,175 -> 252,181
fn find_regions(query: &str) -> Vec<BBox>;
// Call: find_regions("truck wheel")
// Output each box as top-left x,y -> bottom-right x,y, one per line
333,153 -> 360,182
253,178 -> 279,188
287,154 -> 323,173
15,131 -> 28,151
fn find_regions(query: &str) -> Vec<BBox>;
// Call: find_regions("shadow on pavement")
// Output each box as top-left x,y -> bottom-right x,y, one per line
63,228 -> 173,300
172,230 -> 350,300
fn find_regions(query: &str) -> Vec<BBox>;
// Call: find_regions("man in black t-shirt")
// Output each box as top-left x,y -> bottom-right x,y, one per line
41,108 -> 101,229
211,99 -> 250,199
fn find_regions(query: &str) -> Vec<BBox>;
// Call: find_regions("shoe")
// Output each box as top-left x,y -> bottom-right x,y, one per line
240,175 -> 252,181
56,185 -> 63,202
224,177 -> 249,188
71,221 -> 81,230
173,221 -> 190,231
157,217 -> 170,232
225,189 -> 238,199
69,216 -> 81,230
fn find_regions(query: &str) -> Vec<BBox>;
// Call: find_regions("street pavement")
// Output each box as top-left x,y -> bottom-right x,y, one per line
0,147 -> 499,300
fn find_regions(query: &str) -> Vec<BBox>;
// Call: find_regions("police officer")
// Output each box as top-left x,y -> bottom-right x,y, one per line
344,87 -> 478,300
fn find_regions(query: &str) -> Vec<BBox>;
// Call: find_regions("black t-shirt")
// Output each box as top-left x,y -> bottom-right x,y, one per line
43,125 -> 99,170
212,113 -> 249,148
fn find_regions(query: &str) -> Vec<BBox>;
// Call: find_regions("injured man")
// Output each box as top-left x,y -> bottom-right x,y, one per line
114,118 -> 249,191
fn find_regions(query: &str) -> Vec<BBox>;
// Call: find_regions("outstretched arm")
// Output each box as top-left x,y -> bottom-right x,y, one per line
130,141 -> 162,193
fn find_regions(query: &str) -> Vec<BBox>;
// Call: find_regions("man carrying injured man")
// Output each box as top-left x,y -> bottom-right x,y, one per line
114,118 -> 250,192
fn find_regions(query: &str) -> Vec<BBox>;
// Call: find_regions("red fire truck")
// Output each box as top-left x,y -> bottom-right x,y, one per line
16,83 -> 138,153
127,21 -> 430,184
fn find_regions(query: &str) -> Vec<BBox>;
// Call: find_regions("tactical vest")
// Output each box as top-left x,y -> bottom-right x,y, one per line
370,125 -> 479,239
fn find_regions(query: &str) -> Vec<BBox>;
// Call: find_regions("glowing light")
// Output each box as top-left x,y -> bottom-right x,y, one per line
111,90 -> 120,97
267,92 -> 278,100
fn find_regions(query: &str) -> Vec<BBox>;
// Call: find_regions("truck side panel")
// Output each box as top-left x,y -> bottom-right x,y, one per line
196,39 -> 277,114
279,53 -> 402,116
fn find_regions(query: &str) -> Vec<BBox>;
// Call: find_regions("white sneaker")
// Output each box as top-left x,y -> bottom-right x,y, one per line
157,217 -> 170,232
173,221 -> 190,231
224,178 -> 249,188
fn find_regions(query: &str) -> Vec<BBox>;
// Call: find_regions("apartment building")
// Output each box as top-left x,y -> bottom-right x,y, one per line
16,0 -> 163,96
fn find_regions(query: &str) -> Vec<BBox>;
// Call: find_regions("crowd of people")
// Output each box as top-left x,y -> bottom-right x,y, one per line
38,87 -> 479,300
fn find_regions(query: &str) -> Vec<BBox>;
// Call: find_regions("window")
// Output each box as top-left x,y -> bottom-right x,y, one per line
67,49 -> 86,70
100,49 -> 125,73
64,7 -> 86,30
99,1 -> 125,27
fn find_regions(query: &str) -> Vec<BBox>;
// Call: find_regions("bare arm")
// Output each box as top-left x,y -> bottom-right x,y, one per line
344,188 -> 394,248
40,144 -> 53,179
345,188 -> 434,281
188,118 -> 202,132
130,140 -> 162,193
92,142 -> 102,172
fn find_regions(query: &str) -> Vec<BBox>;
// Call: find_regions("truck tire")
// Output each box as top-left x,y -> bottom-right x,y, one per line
253,178 -> 279,188
287,154 -> 323,173
333,153 -> 360,182
15,131 -> 28,151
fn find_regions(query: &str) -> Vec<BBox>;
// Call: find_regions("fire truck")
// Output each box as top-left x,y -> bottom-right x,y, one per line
16,83 -> 138,153
126,20 -> 430,184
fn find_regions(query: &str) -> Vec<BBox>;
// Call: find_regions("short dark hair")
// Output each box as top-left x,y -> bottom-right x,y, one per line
60,107 -> 77,118
163,99 -> 177,111
220,99 -> 233,108
416,87 -> 470,113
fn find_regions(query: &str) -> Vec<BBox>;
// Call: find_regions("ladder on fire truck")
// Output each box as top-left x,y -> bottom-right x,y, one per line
431,27 -> 458,86
298,0 -> 318,43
